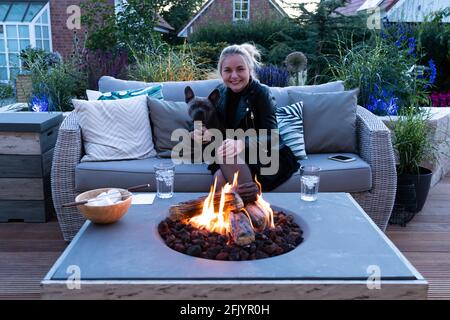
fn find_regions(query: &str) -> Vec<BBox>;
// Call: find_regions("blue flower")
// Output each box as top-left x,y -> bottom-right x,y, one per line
424,59 -> 437,89
366,87 -> 399,116
428,59 -> 437,85
408,37 -> 416,57
30,94 -> 50,112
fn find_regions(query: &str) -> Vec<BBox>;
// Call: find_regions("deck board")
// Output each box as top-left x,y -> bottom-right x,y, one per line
0,174 -> 449,299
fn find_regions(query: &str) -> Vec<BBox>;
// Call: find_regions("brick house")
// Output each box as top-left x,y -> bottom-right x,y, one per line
0,0 -> 173,82
178,0 -> 288,38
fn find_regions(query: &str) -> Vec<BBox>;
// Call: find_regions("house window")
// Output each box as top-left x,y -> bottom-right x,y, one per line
0,1 -> 50,82
233,0 -> 249,21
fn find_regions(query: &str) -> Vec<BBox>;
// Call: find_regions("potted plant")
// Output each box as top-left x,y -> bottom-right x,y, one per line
390,107 -> 436,224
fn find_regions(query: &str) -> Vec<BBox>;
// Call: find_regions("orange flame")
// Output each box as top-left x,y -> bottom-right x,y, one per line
188,172 -> 274,234
254,176 -> 275,228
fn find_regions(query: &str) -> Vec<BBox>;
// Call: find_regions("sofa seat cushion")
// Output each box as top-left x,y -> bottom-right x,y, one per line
75,153 -> 371,194
273,153 -> 371,193
75,158 -> 214,193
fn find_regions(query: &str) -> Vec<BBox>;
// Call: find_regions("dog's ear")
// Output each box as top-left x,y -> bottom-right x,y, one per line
185,86 -> 195,103
208,89 -> 220,106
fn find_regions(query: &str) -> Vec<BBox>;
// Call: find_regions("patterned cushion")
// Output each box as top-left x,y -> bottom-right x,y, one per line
276,102 -> 307,160
97,85 -> 164,101
73,95 -> 156,162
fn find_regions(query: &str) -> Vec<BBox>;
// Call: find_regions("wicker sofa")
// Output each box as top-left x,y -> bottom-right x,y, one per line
51,77 -> 397,241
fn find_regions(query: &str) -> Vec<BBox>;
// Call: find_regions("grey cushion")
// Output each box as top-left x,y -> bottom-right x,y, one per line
99,76 -> 344,106
271,80 -> 345,109
99,76 -> 222,102
288,89 -> 358,154
75,153 -> 371,193
147,97 -> 192,157
272,153 -> 371,192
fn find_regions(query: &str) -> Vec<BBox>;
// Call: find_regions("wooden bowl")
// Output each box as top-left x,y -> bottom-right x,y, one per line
75,188 -> 132,224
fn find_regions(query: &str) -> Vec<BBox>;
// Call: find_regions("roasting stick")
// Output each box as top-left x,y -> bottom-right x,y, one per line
61,183 -> 151,208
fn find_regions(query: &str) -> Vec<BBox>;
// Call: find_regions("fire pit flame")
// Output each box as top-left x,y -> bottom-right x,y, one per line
188,172 -> 274,236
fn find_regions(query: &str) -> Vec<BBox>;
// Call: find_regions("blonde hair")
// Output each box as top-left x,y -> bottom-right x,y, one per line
218,43 -> 262,78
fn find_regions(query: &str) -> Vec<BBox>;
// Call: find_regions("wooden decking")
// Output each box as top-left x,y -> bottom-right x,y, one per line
0,174 -> 449,300
386,173 -> 450,300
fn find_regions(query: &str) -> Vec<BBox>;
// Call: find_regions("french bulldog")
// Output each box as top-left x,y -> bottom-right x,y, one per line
184,86 -> 222,132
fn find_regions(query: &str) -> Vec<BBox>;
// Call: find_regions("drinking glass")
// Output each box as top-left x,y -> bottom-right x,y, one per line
300,166 -> 320,201
154,163 -> 175,199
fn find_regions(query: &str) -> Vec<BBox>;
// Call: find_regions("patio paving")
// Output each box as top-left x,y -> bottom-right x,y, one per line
0,173 -> 449,299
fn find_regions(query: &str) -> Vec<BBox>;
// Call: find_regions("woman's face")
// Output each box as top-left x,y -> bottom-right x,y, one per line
221,54 -> 250,93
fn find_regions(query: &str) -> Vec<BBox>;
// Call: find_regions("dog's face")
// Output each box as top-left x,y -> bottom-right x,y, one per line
185,86 -> 220,127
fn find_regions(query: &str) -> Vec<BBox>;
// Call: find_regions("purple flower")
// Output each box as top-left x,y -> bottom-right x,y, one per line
256,65 -> 289,87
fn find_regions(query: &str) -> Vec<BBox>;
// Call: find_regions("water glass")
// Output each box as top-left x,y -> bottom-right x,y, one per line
154,163 -> 175,199
300,166 -> 320,202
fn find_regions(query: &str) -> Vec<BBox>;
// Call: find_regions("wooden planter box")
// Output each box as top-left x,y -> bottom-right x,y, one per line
0,112 -> 63,222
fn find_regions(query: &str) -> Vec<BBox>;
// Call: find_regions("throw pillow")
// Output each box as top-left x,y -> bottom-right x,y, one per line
98,75 -> 222,102
147,97 -> 192,158
98,85 -> 163,101
86,89 -> 102,100
288,89 -> 359,154
276,101 -> 307,160
270,80 -> 345,110
73,95 -> 156,162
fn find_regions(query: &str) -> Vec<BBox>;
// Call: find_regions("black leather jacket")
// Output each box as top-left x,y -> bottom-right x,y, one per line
215,78 -> 285,153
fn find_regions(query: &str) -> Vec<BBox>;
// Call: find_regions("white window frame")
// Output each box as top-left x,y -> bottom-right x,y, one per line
233,0 -> 250,21
0,2 -> 51,82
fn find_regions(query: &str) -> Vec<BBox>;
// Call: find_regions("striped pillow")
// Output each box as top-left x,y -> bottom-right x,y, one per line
276,101 -> 307,160
97,85 -> 163,100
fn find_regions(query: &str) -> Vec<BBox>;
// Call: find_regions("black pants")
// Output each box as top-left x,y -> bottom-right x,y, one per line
208,145 -> 300,192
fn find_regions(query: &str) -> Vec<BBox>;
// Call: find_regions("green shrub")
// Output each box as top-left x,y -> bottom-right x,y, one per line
392,107 -> 435,175
128,45 -> 208,82
20,47 -> 62,71
327,34 -> 430,113
415,9 -> 450,91
190,19 -> 304,66
31,60 -> 87,112
177,41 -> 228,71
0,83 -> 14,100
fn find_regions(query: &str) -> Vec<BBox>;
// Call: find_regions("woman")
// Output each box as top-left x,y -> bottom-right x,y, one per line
193,43 -> 299,196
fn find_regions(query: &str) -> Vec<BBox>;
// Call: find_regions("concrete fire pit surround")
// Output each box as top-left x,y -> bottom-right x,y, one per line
42,193 -> 427,299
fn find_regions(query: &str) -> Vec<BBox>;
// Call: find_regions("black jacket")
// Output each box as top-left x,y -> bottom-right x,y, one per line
215,78 -> 285,153
212,78 -> 300,191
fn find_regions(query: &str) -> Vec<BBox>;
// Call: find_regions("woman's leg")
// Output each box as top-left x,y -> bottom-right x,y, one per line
219,163 -> 259,204
213,169 -> 227,190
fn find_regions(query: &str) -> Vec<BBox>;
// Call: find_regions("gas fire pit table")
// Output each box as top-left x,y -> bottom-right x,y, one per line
41,193 -> 427,299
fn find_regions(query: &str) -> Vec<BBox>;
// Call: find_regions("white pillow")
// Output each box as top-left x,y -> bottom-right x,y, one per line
73,95 -> 156,162
86,89 -> 102,100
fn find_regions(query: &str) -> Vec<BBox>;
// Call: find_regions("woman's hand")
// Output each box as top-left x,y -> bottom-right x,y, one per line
191,124 -> 213,144
217,139 -> 245,158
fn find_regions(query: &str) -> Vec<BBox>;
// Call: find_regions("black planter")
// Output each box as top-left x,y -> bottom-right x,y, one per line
397,167 -> 433,213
